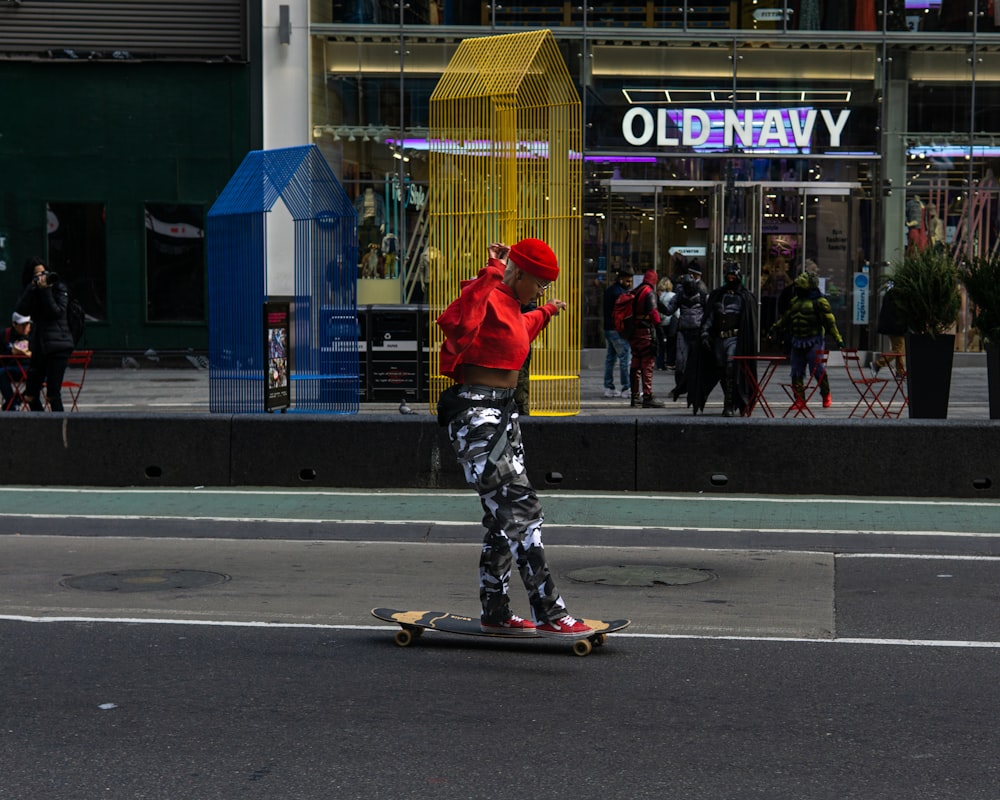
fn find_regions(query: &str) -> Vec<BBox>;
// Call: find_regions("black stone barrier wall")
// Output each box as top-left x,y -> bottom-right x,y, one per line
0,414 -> 231,487
518,417 -> 638,491
634,417 -> 1000,499
1,414 -> 998,499
229,415 -> 466,489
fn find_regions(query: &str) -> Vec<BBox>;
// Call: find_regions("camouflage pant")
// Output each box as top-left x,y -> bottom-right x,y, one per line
448,387 -> 568,625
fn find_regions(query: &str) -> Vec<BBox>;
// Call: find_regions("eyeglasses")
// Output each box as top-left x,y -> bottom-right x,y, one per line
521,272 -> 550,292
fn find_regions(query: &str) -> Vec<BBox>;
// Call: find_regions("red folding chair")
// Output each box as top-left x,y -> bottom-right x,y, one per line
781,349 -> 828,418
62,350 -> 93,411
0,355 -> 28,411
879,353 -> 908,418
842,348 -> 889,418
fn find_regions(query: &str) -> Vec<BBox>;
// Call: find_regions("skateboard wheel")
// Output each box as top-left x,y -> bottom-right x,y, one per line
572,639 -> 592,657
394,629 -> 413,647
592,633 -> 607,647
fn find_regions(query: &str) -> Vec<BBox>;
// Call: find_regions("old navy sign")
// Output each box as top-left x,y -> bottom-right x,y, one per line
622,107 -> 852,152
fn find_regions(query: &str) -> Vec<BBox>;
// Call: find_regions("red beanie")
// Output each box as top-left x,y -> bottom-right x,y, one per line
644,269 -> 658,286
509,238 -> 559,282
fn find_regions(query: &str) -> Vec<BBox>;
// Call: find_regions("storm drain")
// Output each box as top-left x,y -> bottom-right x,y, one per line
61,569 -> 230,593
567,565 -> 715,587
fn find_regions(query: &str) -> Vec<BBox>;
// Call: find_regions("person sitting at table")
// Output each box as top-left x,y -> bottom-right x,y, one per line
769,271 -> 845,411
0,311 -> 31,410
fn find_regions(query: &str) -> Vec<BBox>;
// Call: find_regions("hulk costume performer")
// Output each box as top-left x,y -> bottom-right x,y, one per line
769,271 -> 844,410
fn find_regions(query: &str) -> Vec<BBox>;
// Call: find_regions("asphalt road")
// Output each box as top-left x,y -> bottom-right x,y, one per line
2,488 -> 1000,798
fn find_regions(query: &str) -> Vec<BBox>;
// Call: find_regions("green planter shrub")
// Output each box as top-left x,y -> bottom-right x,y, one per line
888,247 -> 960,336
959,254 -> 1000,346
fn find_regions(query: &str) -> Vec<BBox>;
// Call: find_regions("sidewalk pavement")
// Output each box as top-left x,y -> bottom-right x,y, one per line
58,349 -> 993,420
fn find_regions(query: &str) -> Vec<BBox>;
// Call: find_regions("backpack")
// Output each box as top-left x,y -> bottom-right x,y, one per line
612,285 -> 649,335
66,293 -> 86,346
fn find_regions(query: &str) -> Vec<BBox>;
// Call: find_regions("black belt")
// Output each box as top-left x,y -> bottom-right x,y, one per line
459,384 -> 516,400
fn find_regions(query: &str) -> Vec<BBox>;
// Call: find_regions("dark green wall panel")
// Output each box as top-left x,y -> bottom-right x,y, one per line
0,61 -> 252,351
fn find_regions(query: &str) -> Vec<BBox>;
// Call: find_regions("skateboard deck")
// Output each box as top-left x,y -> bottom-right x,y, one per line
371,607 -> 630,657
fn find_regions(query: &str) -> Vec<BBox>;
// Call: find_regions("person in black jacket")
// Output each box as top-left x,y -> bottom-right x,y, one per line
16,257 -> 75,411
873,282 -> 906,376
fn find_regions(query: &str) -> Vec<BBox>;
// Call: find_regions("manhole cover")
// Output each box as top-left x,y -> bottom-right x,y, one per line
567,565 -> 714,587
61,569 -> 230,593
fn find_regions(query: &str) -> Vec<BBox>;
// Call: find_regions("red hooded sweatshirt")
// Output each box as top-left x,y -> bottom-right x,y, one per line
436,258 -> 559,382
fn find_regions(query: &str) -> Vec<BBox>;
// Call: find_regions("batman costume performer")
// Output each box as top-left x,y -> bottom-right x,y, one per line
699,263 -> 758,417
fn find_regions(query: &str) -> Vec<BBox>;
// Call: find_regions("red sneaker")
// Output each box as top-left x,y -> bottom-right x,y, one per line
536,615 -> 593,639
822,394 -> 833,408
480,615 -> 537,636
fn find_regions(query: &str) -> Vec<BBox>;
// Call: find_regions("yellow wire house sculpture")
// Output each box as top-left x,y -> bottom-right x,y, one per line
427,29 -> 582,416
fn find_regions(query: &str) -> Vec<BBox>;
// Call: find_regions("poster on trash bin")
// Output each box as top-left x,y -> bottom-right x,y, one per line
264,301 -> 290,412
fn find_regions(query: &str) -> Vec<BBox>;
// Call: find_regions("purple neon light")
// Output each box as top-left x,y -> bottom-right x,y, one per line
661,108 -> 814,155
385,137 -> 616,160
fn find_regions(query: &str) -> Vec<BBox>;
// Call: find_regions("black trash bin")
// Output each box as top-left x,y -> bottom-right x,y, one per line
368,304 -> 420,402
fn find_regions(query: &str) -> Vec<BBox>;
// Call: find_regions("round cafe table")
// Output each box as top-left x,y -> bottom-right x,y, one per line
731,355 -> 787,418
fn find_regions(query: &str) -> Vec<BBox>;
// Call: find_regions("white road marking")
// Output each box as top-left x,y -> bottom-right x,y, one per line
838,552 -> 1000,561
1,614 -> 997,649
0,512 -> 997,539
0,486 -> 996,509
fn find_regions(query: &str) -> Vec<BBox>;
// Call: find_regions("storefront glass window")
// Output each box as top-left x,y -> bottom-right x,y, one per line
321,2 -> 942,33
144,204 -> 206,322
314,33 -> 450,293
46,202 -> 106,322
311,2 -> 1000,350
903,46 -> 1000,351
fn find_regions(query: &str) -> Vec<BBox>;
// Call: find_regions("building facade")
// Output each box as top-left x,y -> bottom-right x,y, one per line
311,0 -> 1000,352
3,1 -> 998,355
0,0 -> 260,352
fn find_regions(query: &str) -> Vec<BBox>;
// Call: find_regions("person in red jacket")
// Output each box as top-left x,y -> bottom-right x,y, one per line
628,268 -> 666,408
436,238 -> 593,640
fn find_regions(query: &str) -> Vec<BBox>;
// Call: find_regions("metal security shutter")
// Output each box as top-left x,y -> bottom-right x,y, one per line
0,0 -> 248,62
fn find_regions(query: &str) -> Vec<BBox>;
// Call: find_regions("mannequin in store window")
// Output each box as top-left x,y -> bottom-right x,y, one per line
380,226 -> 398,279
354,183 -> 386,251
927,204 -> 945,248
360,243 -> 382,279
906,195 -> 929,254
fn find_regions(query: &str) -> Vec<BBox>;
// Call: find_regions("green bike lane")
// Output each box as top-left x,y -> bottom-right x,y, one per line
4,486 -> 1000,643
1,487 -> 998,552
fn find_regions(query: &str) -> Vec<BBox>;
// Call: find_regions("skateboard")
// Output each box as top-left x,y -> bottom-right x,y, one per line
371,607 -> 630,657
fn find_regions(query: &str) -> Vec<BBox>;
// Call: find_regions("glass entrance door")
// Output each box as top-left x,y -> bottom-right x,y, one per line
602,180 -> 720,282
599,178 -> 865,351
756,183 -> 861,351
